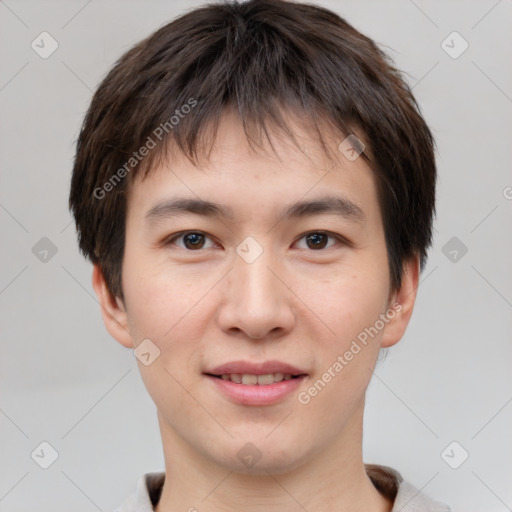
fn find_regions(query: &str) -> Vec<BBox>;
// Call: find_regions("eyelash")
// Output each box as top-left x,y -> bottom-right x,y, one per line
164,230 -> 348,251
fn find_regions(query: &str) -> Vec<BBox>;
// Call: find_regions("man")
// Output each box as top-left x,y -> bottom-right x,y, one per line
69,1 -> 450,510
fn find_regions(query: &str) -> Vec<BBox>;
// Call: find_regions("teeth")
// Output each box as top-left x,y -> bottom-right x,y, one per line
241,374 -> 258,385
257,374 -> 274,385
218,372 -> 296,385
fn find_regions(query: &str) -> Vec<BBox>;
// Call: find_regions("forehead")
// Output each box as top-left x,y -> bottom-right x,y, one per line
125,110 -> 380,227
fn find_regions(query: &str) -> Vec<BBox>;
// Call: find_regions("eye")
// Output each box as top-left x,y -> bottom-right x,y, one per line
164,230 -> 347,252
294,231 -> 343,250
165,231 -> 217,250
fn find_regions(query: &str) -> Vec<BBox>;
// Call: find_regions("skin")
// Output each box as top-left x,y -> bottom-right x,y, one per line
93,110 -> 419,512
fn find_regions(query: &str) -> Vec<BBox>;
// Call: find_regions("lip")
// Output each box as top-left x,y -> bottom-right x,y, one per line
205,360 -> 307,376
203,360 -> 308,406
205,374 -> 307,406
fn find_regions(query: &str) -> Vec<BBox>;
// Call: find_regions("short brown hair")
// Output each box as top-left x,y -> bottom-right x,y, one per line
69,0 -> 437,300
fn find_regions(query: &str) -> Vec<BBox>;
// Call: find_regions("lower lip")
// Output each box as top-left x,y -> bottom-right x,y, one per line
205,375 -> 306,406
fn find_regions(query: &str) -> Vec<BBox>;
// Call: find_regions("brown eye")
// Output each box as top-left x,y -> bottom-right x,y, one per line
166,231 -> 215,250
295,231 -> 339,250
182,232 -> 205,249
305,232 -> 329,249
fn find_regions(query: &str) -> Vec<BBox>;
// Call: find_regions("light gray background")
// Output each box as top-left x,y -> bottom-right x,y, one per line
1,0 -> 511,510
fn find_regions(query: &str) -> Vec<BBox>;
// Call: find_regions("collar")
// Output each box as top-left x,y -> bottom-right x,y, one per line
116,465 -> 451,512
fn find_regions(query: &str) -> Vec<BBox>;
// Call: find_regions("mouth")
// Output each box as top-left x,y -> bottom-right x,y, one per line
204,360 -> 308,383
205,372 -> 305,385
203,360 -> 308,405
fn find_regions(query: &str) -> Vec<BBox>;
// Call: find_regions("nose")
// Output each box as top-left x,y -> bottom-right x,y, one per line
216,245 -> 296,341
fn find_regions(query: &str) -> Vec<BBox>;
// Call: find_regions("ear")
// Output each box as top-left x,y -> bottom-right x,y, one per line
380,255 -> 420,349
91,263 -> 133,348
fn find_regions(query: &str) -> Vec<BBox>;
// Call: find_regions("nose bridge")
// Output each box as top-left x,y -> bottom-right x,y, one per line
217,237 -> 295,339
237,249 -> 278,304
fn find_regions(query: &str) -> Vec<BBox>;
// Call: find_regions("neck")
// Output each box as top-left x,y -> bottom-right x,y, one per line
155,404 -> 393,512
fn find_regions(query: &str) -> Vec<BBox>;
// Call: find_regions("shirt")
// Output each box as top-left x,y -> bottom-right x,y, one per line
113,465 -> 451,512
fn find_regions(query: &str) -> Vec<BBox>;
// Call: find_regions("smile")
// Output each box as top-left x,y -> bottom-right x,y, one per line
205,373 -> 307,406
213,373 -> 298,385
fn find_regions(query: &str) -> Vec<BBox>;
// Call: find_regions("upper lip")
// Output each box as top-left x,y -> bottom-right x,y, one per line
205,360 -> 307,376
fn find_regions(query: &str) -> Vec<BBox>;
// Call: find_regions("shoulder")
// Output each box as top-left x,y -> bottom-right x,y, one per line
115,468 -> 451,512
112,472 -> 165,512
366,464 -> 451,512
393,480 -> 452,512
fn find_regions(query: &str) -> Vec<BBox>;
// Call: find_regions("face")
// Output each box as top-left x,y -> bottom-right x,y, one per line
95,111 -> 418,475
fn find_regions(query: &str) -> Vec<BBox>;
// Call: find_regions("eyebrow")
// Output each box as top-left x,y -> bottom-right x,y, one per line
145,194 -> 365,225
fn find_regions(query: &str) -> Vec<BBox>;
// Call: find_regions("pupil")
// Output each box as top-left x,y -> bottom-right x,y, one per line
184,233 -> 204,249
306,233 -> 327,249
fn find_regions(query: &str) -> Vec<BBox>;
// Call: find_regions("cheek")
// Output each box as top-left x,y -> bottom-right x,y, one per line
123,264 -> 208,415
122,256 -> 215,399
297,275 -> 386,426
122,251 -> 211,340
303,268 -> 388,348
296,266 -> 389,419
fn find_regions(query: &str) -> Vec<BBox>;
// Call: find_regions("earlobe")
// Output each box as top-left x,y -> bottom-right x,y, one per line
380,256 -> 420,349
91,264 -> 133,348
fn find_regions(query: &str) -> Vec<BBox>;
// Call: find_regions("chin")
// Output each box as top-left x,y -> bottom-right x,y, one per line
206,434 -> 311,476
